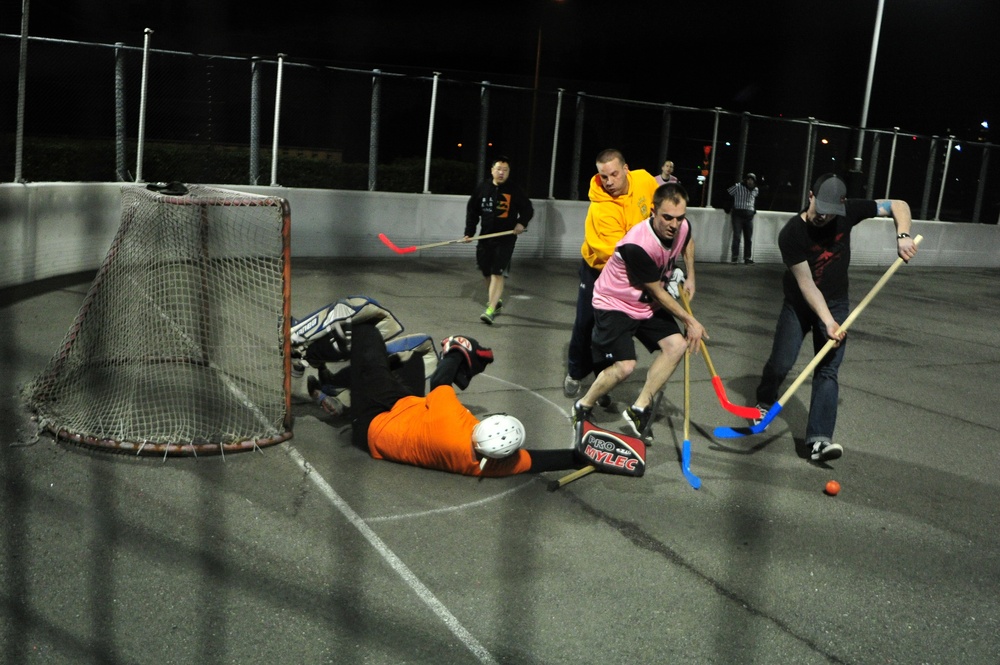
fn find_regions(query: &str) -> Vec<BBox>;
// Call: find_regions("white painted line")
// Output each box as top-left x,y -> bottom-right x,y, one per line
365,481 -> 533,522
286,446 -> 499,665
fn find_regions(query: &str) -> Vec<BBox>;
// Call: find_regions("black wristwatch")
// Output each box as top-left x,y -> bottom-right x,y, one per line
896,233 -> 911,239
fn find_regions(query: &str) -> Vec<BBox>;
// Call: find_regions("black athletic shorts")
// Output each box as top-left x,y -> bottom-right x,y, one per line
476,239 -> 515,278
591,308 -> 682,366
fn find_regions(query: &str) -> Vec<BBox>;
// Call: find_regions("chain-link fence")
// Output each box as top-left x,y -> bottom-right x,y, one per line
3,32 -> 998,223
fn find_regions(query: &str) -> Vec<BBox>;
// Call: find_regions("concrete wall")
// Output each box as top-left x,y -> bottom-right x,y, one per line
2,182 -> 998,290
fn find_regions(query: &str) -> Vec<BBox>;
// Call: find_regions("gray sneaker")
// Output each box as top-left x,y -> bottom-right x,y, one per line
810,440 -> 843,462
563,374 -> 581,398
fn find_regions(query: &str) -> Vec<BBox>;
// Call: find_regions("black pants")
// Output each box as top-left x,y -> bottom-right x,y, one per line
730,209 -> 755,260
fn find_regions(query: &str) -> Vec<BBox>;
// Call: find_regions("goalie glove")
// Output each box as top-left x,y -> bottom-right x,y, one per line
440,335 -> 494,376
664,267 -> 685,300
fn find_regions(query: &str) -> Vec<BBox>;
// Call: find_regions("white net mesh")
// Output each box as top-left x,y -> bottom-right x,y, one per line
23,184 -> 292,456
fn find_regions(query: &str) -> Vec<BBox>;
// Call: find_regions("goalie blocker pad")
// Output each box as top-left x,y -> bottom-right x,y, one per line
576,421 -> 646,477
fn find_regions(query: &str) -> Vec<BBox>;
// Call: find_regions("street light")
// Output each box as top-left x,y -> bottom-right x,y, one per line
850,0 -> 886,194
526,1 -> 566,195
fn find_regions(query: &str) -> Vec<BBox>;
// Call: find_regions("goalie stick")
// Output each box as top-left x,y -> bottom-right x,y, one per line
378,229 -> 516,254
677,288 -> 761,420
713,234 -> 923,439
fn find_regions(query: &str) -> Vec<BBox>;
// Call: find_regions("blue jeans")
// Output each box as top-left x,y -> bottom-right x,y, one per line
755,298 -> 848,443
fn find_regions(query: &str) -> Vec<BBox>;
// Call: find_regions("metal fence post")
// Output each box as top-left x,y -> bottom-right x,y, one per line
866,132 -> 881,197
735,111 -> 750,185
570,92 -> 585,200
368,69 -> 382,191
658,103 -> 673,166
114,42 -> 127,181
972,144 -> 990,224
476,81 -> 490,185
270,54 -> 285,187
705,108 -> 721,207
934,135 -> 955,221
423,72 -> 440,194
801,118 -> 817,207
249,57 -> 261,185
920,136 -> 938,219
547,88 -> 564,200
885,127 -> 899,198
13,0 -> 29,183
135,28 -> 153,183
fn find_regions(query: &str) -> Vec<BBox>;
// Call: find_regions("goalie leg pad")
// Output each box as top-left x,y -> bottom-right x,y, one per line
291,296 -> 403,349
576,421 -> 646,477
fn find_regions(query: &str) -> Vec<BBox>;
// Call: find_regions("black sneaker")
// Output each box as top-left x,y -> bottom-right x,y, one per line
571,400 -> 593,426
596,393 -> 612,408
730,257 -> 738,264
623,405 -> 652,439
744,258 -> 755,265
810,440 -> 843,462
494,299 -> 503,314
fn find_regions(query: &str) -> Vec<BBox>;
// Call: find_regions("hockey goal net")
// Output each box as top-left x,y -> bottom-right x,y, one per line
23,184 -> 293,456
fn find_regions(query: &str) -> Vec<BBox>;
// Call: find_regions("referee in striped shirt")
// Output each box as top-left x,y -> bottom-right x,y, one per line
727,173 -> 759,264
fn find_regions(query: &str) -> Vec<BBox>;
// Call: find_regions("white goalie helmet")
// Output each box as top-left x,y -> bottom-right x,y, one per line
473,414 -> 526,462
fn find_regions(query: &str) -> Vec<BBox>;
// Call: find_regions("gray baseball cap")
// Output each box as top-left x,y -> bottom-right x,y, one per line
813,173 -> 847,216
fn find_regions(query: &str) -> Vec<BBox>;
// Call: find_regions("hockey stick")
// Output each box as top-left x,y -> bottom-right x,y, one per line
681,349 -> 701,489
547,465 -> 596,491
378,229 -> 516,254
677,288 -> 761,419
713,234 -> 922,439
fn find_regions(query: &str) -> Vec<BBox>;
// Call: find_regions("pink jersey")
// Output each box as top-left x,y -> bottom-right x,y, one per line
593,218 -> 690,319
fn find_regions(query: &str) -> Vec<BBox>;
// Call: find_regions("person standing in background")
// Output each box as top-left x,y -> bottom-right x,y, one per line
464,156 -> 534,325
727,172 -> 759,264
655,159 -> 679,185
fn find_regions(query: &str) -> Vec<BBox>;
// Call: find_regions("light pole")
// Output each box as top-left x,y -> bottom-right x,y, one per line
850,0 -> 886,194
526,27 -> 542,193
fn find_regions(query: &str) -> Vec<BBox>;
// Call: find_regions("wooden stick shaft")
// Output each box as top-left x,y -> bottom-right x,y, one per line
411,229 -> 515,251
678,288 -> 718,377
552,465 -> 596,488
684,349 -> 690,441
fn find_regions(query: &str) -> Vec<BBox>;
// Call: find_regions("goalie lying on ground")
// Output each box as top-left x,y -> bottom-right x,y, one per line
347,321 -> 584,477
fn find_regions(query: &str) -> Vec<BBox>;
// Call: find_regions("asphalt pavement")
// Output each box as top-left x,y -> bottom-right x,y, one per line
2,256 -> 998,664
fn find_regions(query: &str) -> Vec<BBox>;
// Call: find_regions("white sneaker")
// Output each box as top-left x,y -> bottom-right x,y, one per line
563,374 -> 581,398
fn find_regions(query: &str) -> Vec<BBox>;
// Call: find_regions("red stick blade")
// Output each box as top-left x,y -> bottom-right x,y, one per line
711,376 -> 762,419
378,233 -> 416,254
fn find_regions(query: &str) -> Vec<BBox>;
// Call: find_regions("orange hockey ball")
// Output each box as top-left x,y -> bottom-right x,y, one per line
825,480 -> 841,496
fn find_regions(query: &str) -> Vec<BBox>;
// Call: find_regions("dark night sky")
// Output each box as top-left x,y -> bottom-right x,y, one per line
10,0 -> 1000,142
